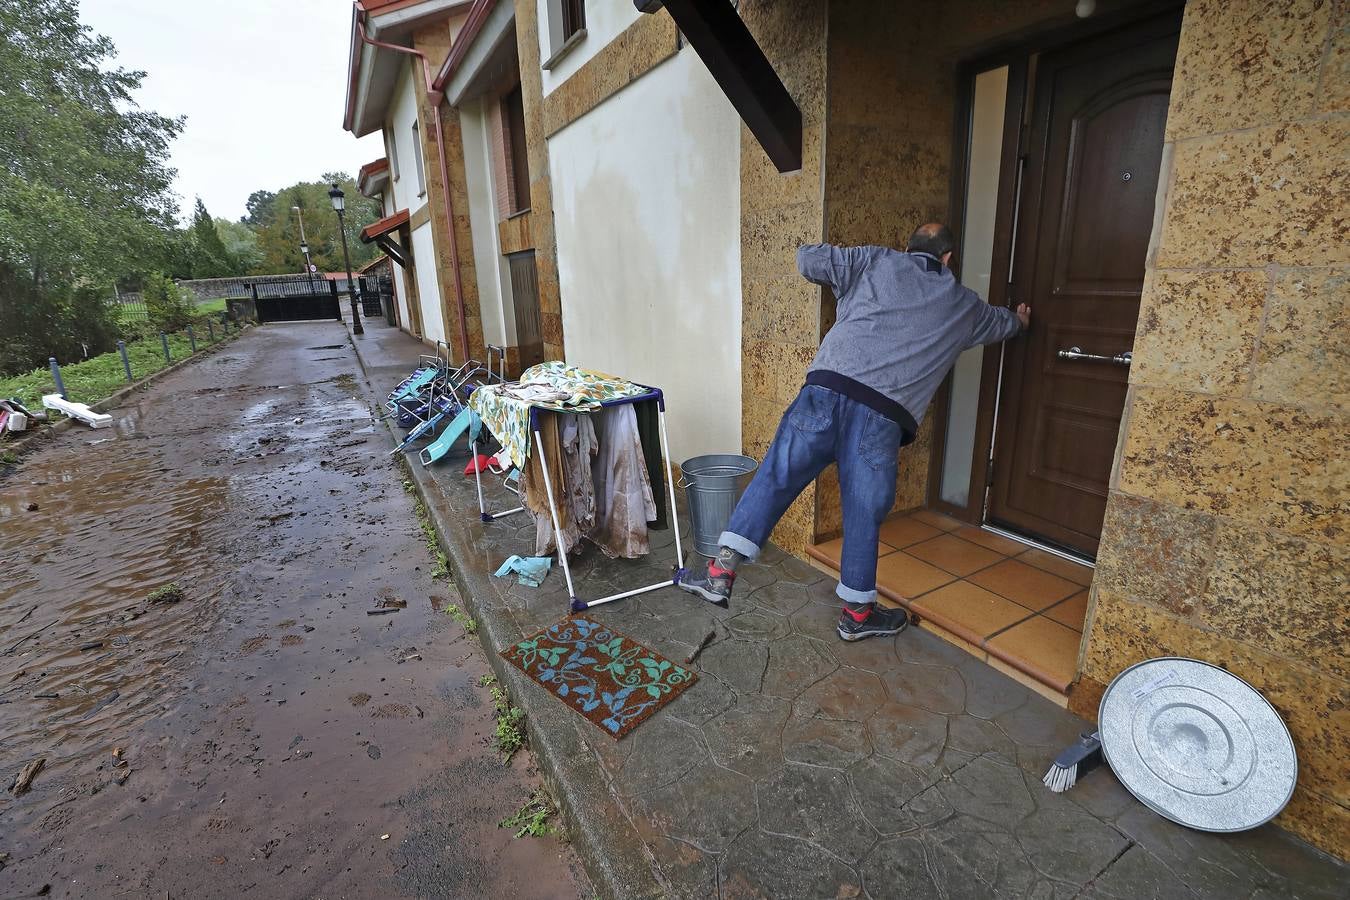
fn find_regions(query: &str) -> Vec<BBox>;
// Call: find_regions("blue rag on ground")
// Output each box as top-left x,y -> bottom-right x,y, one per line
494,555 -> 553,588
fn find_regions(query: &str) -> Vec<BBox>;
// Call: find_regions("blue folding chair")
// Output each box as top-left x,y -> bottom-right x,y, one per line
419,408 -> 484,466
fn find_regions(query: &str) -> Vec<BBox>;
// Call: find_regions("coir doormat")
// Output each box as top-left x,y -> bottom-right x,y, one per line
500,617 -> 697,739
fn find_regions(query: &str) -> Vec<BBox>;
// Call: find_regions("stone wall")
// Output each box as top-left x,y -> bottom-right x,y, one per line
176,275 -> 315,301
737,0 -> 831,557
411,25 -> 486,365
1079,0 -> 1348,857
513,0 -> 567,361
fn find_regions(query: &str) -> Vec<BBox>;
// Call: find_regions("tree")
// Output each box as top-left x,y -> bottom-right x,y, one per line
243,190 -> 277,228
0,0 -> 182,374
189,197 -> 232,277
248,176 -> 381,275
215,218 -> 262,273
142,273 -> 194,331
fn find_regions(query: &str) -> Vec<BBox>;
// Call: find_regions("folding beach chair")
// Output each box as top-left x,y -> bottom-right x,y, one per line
418,407 -> 484,466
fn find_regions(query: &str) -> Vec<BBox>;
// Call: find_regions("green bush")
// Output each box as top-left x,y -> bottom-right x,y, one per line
142,273 -> 195,331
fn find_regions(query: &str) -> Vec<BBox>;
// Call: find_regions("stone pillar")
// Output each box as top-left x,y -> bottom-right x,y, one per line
1080,0 -> 1348,857
513,0 -> 567,361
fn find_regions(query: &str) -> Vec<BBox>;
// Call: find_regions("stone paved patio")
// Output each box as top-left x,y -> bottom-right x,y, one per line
350,322 -> 1345,899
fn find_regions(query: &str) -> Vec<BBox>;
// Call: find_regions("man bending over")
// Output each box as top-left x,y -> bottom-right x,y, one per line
679,223 -> 1031,641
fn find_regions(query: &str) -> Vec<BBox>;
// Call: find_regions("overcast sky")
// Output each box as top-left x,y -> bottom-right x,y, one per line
80,0 -> 382,223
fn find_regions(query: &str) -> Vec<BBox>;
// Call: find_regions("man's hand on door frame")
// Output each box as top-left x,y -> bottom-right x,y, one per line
1015,303 -> 1032,331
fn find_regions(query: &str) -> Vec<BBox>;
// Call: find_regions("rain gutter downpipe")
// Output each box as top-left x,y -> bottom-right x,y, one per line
356,11 -> 470,364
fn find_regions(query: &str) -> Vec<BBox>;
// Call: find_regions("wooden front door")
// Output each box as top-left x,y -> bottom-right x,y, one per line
987,17 -> 1179,558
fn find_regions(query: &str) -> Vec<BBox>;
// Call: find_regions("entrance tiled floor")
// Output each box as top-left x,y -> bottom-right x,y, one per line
808,509 -> 1093,698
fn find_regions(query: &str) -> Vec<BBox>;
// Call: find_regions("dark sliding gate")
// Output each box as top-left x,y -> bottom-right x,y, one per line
250,276 -> 342,323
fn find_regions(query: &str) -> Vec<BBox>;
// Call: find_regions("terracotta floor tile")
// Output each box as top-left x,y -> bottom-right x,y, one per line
809,537 -> 895,568
875,552 -> 956,601
904,533 -> 1005,577
1044,590 -> 1089,631
986,616 -> 1083,693
1016,547 -> 1094,586
878,516 -> 942,549
953,525 -> 1027,556
910,509 -> 964,532
909,581 -> 1035,646
967,558 -> 1080,611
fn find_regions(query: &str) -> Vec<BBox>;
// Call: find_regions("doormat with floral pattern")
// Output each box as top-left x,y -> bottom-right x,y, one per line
500,617 -> 697,739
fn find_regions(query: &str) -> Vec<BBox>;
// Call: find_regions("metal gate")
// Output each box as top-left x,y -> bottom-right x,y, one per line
250,276 -> 342,323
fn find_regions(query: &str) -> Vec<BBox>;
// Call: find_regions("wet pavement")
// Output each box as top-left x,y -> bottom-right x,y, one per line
352,323 -> 1348,899
0,324 -> 589,898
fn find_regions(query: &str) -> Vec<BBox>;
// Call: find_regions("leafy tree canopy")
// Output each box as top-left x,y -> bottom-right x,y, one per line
0,0 -> 183,287
248,176 -> 381,275
189,197 -> 233,277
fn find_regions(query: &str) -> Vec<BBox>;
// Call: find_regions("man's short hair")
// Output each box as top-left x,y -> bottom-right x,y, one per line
906,223 -> 956,258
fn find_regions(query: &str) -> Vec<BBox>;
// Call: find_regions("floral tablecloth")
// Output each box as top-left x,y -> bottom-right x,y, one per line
469,361 -> 647,468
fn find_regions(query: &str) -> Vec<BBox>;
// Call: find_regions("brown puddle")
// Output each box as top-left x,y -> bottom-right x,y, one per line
1,430 -> 229,780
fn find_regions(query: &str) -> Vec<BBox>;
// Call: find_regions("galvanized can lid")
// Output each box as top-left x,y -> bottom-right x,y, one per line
1098,657 -> 1297,833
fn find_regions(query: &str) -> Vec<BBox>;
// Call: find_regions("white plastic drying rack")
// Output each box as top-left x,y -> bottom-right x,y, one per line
469,382 -> 686,613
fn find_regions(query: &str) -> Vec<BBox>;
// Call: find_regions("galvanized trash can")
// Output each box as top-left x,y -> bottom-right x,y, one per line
679,454 -> 758,557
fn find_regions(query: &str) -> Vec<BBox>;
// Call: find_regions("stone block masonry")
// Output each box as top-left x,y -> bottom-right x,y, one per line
1079,0 -> 1349,857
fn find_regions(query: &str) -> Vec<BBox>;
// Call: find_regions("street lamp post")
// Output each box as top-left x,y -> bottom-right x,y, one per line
292,205 -> 317,292
328,184 -> 363,336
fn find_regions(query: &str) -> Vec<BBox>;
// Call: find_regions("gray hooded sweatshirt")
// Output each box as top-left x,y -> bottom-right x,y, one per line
798,243 -> 1023,444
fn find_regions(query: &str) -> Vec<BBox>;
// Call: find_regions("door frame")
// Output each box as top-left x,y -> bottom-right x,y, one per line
925,2 -> 1183,544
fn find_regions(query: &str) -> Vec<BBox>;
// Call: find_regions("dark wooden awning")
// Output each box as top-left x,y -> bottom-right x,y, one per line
637,0 -> 801,172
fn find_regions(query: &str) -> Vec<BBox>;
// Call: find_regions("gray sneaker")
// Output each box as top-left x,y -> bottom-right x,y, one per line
678,564 -> 733,608
836,604 -> 910,641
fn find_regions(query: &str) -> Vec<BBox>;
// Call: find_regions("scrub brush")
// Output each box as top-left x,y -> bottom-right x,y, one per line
1043,731 -> 1103,792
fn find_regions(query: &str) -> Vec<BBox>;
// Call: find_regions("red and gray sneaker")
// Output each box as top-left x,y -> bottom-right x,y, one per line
836,603 -> 910,641
678,563 -> 734,608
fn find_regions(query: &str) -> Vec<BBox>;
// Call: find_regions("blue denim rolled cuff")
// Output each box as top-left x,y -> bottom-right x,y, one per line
835,582 -> 878,605
717,531 -> 761,560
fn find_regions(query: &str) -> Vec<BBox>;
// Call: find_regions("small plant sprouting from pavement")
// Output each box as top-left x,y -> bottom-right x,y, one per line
444,602 -> 477,634
499,787 -> 557,838
481,674 -> 525,763
148,582 -> 184,604
396,458 -> 450,579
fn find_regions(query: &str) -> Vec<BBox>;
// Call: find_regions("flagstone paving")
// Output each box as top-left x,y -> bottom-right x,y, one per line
352,322 -> 1346,899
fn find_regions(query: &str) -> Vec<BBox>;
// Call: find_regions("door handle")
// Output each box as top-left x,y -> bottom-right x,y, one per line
1057,346 -> 1132,367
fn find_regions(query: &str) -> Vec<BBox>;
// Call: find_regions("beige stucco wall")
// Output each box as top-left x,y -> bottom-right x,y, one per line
1080,0 -> 1348,858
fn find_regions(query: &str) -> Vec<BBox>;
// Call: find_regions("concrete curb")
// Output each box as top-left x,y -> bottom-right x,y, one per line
2,326 -> 253,460
347,332 -> 666,900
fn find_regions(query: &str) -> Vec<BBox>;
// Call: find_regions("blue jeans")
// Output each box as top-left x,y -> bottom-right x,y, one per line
720,385 -> 903,604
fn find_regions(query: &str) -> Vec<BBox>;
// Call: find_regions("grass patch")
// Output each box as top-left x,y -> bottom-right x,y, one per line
1,450 -> 17,466
499,788 -> 558,838
147,582 -> 185,604
197,298 -> 228,315
444,603 -> 477,634
0,318 -> 232,408
480,675 -> 526,763
398,459 -> 452,580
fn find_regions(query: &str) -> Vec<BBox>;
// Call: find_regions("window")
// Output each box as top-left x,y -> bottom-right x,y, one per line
502,85 -> 530,214
543,0 -> 586,67
386,127 -> 400,180
411,121 -> 425,196
561,0 -> 584,41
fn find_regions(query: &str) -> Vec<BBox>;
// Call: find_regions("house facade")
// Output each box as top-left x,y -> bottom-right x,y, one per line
345,0 -> 1346,857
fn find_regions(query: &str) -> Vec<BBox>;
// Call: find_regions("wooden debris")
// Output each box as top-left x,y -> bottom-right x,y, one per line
11,758 -> 45,795
684,629 -> 717,665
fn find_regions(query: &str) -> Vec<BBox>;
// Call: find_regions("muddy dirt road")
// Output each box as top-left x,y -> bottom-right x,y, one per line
0,324 -> 588,898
